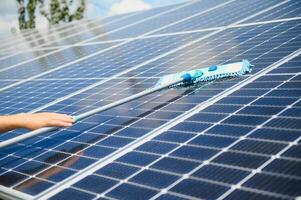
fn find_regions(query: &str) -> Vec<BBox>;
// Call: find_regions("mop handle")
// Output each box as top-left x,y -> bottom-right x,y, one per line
0,75 -> 189,149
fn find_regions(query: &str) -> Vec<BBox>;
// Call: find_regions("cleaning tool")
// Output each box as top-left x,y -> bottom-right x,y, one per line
0,60 -> 253,148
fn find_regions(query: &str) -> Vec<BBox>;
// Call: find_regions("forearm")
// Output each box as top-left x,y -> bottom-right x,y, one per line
0,114 -> 25,133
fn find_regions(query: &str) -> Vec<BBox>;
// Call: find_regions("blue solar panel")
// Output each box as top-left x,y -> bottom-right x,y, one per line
0,19 -> 97,54
153,0 -> 285,35
0,49 -> 54,69
0,0 -> 301,199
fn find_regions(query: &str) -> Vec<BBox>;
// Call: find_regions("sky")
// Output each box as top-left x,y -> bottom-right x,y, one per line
0,0 -> 186,37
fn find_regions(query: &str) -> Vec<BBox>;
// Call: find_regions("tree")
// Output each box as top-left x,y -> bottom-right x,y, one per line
17,0 -> 37,29
16,0 -> 86,30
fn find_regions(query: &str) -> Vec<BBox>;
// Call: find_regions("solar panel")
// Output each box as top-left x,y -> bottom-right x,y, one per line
0,0 -> 301,199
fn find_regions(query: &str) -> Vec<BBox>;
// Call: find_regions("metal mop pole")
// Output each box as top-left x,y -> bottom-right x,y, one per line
0,76 -> 188,149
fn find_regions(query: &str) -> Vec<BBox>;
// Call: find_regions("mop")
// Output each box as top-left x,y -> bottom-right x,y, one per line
0,60 -> 253,148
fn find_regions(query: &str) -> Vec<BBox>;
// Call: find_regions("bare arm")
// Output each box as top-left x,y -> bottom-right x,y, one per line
0,113 -> 73,133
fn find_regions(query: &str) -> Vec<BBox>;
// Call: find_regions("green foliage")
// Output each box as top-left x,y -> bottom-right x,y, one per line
17,0 -> 86,30
17,0 -> 37,29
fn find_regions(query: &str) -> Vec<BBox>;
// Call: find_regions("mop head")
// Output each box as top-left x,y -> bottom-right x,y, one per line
156,59 -> 253,87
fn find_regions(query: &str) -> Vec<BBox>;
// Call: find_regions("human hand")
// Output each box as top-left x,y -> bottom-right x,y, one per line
16,112 -> 74,130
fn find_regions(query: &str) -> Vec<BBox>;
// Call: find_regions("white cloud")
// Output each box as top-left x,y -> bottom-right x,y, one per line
109,0 -> 151,15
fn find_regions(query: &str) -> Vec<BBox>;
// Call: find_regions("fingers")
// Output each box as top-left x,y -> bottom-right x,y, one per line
40,113 -> 74,123
53,115 -> 73,123
35,113 -> 74,128
47,119 -> 73,127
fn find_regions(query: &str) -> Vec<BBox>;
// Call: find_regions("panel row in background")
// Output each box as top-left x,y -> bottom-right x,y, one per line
1,0 -> 300,57
9,0 -> 228,50
118,18 -> 300,78
0,49 -> 52,69
0,43 -> 111,71
49,57 -> 301,200
79,0 -> 226,43
40,1 -> 191,48
2,5 -> 300,86
0,76 -> 243,197
0,18 -> 101,55
120,20 -> 301,77
2,13 -> 300,87
0,6 -> 148,55
0,32 -> 209,116
89,0 -> 286,42
0,0 -> 230,79
0,18 -> 96,46
0,31 -> 206,84
150,0 -> 301,36
0,1 -> 187,55
0,0 -> 293,61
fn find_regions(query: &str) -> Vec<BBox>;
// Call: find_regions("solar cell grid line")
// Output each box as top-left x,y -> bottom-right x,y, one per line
244,0 -> 301,23
150,0 -> 288,36
269,50 -> 301,74
88,64 -> 301,200
39,47 -> 301,200
77,0 -> 233,43
223,16 -> 301,31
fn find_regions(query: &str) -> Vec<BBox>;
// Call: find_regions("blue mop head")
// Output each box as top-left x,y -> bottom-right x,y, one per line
156,59 -> 253,87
